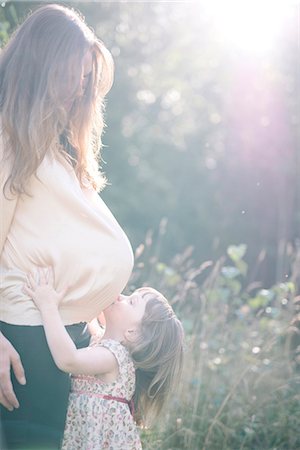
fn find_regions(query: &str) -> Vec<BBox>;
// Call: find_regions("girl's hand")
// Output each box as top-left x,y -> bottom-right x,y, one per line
23,267 -> 66,312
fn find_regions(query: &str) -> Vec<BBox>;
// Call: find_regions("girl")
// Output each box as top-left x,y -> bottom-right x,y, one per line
24,269 -> 184,450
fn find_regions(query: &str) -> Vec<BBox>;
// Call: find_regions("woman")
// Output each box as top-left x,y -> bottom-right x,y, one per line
0,4 -> 134,448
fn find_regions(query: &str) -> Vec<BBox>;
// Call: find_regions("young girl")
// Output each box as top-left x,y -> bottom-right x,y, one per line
24,268 -> 184,450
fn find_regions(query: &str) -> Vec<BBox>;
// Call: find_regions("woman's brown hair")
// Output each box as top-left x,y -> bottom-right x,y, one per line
0,3 -> 114,195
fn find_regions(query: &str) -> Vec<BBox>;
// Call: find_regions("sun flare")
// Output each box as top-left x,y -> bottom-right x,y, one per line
204,0 -> 292,54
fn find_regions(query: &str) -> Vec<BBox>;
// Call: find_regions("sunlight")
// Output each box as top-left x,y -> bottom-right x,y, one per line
205,0 -> 292,54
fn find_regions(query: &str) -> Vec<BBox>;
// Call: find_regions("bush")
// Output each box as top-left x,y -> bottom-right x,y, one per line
128,234 -> 300,450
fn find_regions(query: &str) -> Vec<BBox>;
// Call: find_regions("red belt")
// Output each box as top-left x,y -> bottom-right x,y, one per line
71,389 -> 135,416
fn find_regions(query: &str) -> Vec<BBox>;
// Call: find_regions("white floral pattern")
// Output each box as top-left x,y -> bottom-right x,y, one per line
61,339 -> 142,450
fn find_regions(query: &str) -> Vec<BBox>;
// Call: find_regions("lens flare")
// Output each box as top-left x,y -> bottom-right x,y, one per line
205,0 -> 291,54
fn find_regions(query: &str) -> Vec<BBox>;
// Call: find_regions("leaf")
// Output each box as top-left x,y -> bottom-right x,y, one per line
156,262 -> 166,273
248,289 -> 274,309
236,259 -> 248,277
227,244 -> 247,262
221,266 -> 240,279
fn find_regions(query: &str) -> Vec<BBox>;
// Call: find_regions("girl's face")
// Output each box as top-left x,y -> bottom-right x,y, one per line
103,288 -> 153,333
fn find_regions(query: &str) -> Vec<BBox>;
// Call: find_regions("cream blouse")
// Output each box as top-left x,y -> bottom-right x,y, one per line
0,146 -> 134,326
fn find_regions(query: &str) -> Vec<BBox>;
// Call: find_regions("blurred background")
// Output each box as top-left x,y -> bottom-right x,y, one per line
1,0 -> 298,287
1,1 -> 299,449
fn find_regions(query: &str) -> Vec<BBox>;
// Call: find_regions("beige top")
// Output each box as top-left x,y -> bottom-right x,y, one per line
0,144 -> 134,326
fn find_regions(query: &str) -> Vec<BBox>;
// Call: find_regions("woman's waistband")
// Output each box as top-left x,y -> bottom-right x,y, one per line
0,321 -> 90,346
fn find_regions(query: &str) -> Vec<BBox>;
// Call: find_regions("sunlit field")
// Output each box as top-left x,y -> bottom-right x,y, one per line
130,232 -> 300,449
1,0 -> 299,449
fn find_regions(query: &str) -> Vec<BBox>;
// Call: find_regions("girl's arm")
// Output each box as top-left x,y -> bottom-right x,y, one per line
23,270 -> 117,376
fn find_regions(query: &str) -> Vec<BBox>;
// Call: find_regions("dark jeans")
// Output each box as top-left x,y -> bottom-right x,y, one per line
0,321 -> 90,449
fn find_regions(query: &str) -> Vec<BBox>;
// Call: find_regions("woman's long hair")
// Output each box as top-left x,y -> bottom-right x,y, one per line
130,289 -> 184,426
0,4 -> 114,195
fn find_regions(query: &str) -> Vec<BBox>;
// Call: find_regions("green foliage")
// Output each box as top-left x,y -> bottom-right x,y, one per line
129,238 -> 300,450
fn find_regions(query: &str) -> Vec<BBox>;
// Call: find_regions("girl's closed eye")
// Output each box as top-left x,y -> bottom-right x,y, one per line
130,296 -> 139,306
129,295 -> 137,305
131,295 -> 141,306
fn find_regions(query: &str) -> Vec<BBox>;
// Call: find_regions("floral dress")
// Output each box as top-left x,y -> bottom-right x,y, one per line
61,339 -> 142,450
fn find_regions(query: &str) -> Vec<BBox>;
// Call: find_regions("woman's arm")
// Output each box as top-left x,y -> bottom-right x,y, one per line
23,270 -> 117,376
0,333 -> 26,410
0,133 -> 26,411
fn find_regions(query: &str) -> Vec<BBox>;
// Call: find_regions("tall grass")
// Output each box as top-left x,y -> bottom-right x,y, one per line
129,224 -> 300,450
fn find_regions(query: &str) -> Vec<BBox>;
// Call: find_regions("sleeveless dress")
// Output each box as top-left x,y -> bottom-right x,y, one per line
61,339 -> 142,450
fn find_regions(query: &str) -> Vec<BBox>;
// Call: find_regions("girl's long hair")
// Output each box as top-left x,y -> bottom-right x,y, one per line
0,4 -> 114,195
130,289 -> 184,426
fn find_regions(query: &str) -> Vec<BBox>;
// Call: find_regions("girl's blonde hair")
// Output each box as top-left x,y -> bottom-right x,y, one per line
131,288 -> 184,426
0,3 -> 114,195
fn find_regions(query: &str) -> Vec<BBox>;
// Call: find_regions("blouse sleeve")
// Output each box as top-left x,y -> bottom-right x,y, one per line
0,133 -> 18,255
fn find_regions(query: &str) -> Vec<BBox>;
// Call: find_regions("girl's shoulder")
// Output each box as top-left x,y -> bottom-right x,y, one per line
91,337 -> 132,371
100,338 -> 130,358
